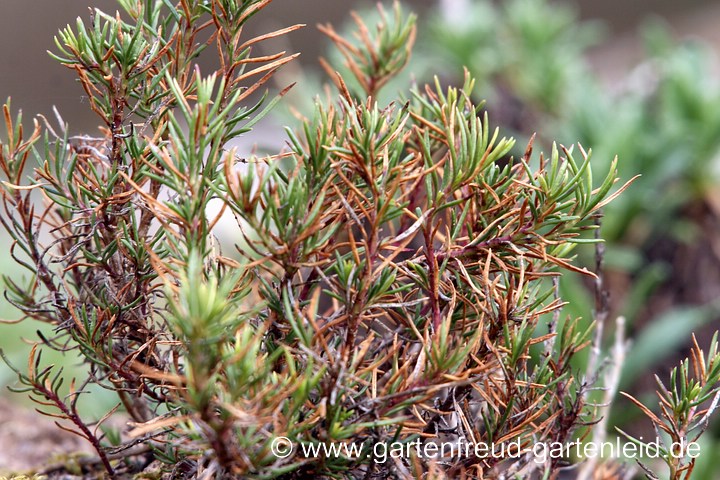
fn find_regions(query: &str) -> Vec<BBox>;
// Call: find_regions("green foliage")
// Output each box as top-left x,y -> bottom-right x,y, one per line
426,0 -> 600,116
564,23 -> 720,249
425,0 -> 720,276
1,0 -> 718,479
318,2 -> 416,99
621,334 -> 720,479
423,2 -> 720,468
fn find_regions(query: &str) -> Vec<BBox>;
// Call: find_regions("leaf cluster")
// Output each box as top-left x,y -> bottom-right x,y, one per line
0,1 -> 646,479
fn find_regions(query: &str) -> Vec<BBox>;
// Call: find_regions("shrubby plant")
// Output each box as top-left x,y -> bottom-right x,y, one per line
0,0 -> 718,479
424,0 -> 720,354
420,4 -> 720,475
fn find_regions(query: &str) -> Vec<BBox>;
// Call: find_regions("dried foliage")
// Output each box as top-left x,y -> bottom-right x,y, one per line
2,1 -> 713,479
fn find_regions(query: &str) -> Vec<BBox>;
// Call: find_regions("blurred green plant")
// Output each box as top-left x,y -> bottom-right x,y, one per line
427,0 -> 600,117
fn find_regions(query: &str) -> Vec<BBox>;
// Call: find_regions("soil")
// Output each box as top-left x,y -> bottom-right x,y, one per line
0,396 -> 94,476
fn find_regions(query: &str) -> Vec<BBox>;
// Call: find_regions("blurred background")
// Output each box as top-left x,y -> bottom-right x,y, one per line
2,0 -> 720,475
2,0 -> 719,132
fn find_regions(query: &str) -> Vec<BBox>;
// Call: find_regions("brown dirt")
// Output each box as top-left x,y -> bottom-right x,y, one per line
0,396 -> 93,476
